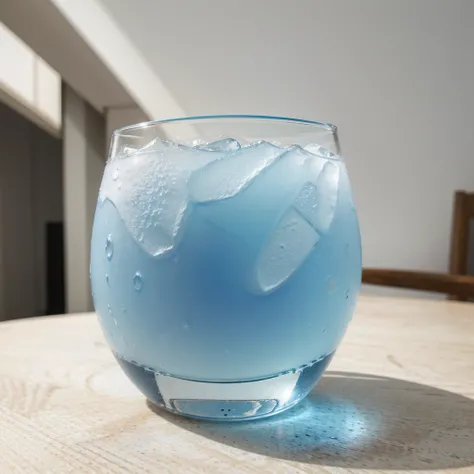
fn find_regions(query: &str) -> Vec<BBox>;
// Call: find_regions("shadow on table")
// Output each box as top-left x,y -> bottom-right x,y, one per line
149,371 -> 474,470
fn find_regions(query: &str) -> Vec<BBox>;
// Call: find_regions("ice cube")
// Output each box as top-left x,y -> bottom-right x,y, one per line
196,138 -> 241,152
192,145 -> 310,244
304,143 -> 337,159
293,160 -> 340,233
251,208 -> 320,294
100,142 -> 222,256
188,141 -> 285,203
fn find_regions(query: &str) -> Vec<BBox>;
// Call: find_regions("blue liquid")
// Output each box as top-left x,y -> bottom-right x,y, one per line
91,146 -> 361,418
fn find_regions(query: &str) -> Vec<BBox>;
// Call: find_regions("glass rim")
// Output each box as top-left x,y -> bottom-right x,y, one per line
114,114 -> 337,136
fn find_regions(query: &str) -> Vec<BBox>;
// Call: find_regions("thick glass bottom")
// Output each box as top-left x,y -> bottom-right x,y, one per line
115,352 -> 334,421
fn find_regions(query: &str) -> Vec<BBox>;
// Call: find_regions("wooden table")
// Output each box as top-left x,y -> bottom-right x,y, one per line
0,295 -> 473,473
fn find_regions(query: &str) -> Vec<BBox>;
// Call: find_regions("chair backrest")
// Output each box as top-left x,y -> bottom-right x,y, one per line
362,191 -> 474,301
449,191 -> 474,300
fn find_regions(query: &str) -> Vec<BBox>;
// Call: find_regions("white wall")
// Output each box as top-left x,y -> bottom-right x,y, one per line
94,0 -> 474,276
0,101 -> 62,320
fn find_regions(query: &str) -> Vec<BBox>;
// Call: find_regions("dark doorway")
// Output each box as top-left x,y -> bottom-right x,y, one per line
46,222 -> 65,315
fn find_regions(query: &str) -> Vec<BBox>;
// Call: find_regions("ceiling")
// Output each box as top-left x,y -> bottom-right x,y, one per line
0,0 -> 134,112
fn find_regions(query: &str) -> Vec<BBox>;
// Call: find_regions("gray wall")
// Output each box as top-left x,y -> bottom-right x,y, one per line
0,101 -> 62,320
63,85 -> 106,313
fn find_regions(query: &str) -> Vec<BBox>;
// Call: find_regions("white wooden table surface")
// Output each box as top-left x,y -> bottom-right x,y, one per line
0,295 -> 473,473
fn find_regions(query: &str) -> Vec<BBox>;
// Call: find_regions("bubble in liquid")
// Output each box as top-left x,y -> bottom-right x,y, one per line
133,272 -> 143,291
105,234 -> 114,261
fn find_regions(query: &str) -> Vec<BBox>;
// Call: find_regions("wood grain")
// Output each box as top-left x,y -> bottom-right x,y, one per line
0,295 -> 474,473
362,268 -> 474,298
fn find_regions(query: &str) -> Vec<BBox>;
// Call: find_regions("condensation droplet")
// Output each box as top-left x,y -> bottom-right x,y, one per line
105,234 -> 114,261
107,304 -> 112,315
133,272 -> 143,291
105,274 -> 109,285
345,290 -> 350,299
138,232 -> 144,243
112,169 -> 119,181
183,322 -> 190,330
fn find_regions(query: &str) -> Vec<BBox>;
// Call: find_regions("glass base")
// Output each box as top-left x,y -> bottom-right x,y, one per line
115,352 -> 333,421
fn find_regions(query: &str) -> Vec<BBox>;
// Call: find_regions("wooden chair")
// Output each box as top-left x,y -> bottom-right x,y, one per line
363,191 -> 474,301
362,269 -> 474,300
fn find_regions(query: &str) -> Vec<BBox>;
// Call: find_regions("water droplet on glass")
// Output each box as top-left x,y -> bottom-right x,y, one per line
112,168 -> 119,181
345,243 -> 350,255
138,232 -> 144,243
345,290 -> 350,299
133,272 -> 143,291
105,234 -> 114,261
322,328 -> 327,334
105,274 -> 109,285
107,304 -> 112,315
183,322 -> 190,330
117,180 -> 122,190
121,304 -> 126,313
327,277 -> 335,293
113,317 -> 118,327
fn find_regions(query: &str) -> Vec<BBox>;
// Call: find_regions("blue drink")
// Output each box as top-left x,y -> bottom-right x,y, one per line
91,116 -> 361,421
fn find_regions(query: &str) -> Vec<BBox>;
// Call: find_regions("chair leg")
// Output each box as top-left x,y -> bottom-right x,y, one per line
449,191 -> 469,301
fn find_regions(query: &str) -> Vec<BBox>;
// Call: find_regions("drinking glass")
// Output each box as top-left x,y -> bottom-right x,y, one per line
90,115 -> 361,421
